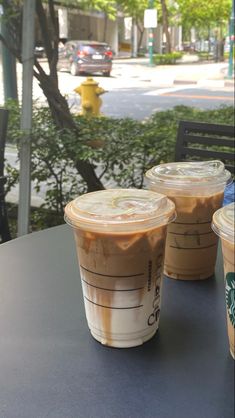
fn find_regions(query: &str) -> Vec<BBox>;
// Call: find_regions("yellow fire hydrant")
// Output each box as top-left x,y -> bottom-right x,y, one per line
74,77 -> 106,117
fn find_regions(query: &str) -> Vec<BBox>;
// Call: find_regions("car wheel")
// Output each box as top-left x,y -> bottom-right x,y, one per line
70,62 -> 79,76
103,71 -> 111,77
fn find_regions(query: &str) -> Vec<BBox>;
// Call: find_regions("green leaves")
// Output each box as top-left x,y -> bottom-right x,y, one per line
177,0 -> 231,30
154,52 -> 183,64
5,101 -> 234,231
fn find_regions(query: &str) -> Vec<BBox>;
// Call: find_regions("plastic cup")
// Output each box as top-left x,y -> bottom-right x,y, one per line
64,189 -> 176,348
145,161 -> 231,280
212,203 -> 235,359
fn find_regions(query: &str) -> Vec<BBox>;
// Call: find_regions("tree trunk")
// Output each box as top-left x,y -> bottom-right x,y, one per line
103,13 -> 108,42
160,0 -> 172,53
33,63 -> 104,192
35,0 -> 105,192
137,24 -> 144,53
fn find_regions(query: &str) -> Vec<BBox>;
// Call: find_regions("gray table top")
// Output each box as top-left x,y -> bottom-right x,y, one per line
0,224 -> 234,418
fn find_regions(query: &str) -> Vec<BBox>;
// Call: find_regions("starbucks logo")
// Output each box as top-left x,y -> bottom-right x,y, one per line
225,273 -> 235,328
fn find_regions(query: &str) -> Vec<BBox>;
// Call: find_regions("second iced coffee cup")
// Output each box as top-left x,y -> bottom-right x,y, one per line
64,189 -> 175,348
212,203 -> 235,359
145,161 -> 231,280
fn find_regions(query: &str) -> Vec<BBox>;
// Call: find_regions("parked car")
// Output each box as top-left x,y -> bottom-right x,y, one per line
57,40 -> 113,76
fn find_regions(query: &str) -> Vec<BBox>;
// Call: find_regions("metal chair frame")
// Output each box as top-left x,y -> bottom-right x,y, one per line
175,120 -> 235,175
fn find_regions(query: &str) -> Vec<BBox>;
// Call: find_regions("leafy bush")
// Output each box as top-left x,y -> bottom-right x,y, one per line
154,52 -> 183,65
5,101 -> 234,234
197,51 -> 214,61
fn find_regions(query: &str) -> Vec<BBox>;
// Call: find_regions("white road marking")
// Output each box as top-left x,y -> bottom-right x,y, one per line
143,85 -> 199,96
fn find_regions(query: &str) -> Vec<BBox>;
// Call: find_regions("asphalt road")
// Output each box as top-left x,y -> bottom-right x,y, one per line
92,85 -> 234,119
54,59 -> 234,119
1,58 -> 234,120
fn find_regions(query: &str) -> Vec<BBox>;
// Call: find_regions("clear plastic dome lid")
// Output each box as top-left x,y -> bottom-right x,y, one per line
145,161 -> 231,189
64,189 -> 176,232
212,202 -> 235,242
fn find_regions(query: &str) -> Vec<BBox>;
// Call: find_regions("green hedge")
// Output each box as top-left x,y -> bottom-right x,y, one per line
197,52 -> 214,61
154,52 -> 183,65
5,102 -> 234,233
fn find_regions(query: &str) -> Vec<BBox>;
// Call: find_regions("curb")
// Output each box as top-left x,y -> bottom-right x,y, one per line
173,80 -> 197,85
224,80 -> 234,87
173,79 -> 234,88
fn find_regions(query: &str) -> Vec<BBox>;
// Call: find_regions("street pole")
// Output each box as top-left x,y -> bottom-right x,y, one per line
148,0 -> 154,66
148,28 -> 154,66
0,5 -> 18,101
227,0 -> 235,79
17,0 -> 36,236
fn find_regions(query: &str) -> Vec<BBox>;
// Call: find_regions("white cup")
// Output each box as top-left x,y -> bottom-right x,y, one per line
65,189 -> 175,348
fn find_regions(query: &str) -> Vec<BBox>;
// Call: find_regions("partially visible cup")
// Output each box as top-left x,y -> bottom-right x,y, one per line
145,161 -> 231,280
212,202 -> 235,359
64,189 -> 176,348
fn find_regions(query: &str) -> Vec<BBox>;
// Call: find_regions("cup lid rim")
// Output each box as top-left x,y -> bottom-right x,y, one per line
212,202 -> 235,242
145,161 -> 232,189
64,188 -> 176,232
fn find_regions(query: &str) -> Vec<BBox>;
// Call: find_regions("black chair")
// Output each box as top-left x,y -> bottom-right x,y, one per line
175,120 -> 235,175
0,108 -> 11,243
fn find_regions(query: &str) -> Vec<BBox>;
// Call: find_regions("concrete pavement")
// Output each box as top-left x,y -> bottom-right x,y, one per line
113,56 -> 234,88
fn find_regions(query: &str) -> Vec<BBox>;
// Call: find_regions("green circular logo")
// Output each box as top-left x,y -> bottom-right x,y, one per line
226,273 -> 235,328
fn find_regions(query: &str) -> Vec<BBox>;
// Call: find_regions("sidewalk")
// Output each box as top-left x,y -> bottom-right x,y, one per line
113,55 -> 234,88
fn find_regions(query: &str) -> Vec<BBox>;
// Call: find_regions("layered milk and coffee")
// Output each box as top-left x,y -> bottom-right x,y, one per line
212,203 -> 235,359
145,161 -> 231,280
65,189 -> 175,348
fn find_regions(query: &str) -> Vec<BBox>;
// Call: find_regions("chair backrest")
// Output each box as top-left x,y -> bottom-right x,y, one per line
175,120 -> 235,175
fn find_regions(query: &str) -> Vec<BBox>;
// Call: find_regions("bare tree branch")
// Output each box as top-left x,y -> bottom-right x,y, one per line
48,0 -> 59,78
1,0 -> 105,192
35,0 -> 53,62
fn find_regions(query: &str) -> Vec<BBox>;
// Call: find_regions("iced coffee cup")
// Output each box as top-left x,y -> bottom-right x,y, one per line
64,189 -> 175,348
212,203 -> 235,359
145,161 -> 231,280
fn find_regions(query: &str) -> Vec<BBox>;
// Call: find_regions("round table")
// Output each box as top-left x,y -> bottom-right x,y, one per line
0,225 -> 234,418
